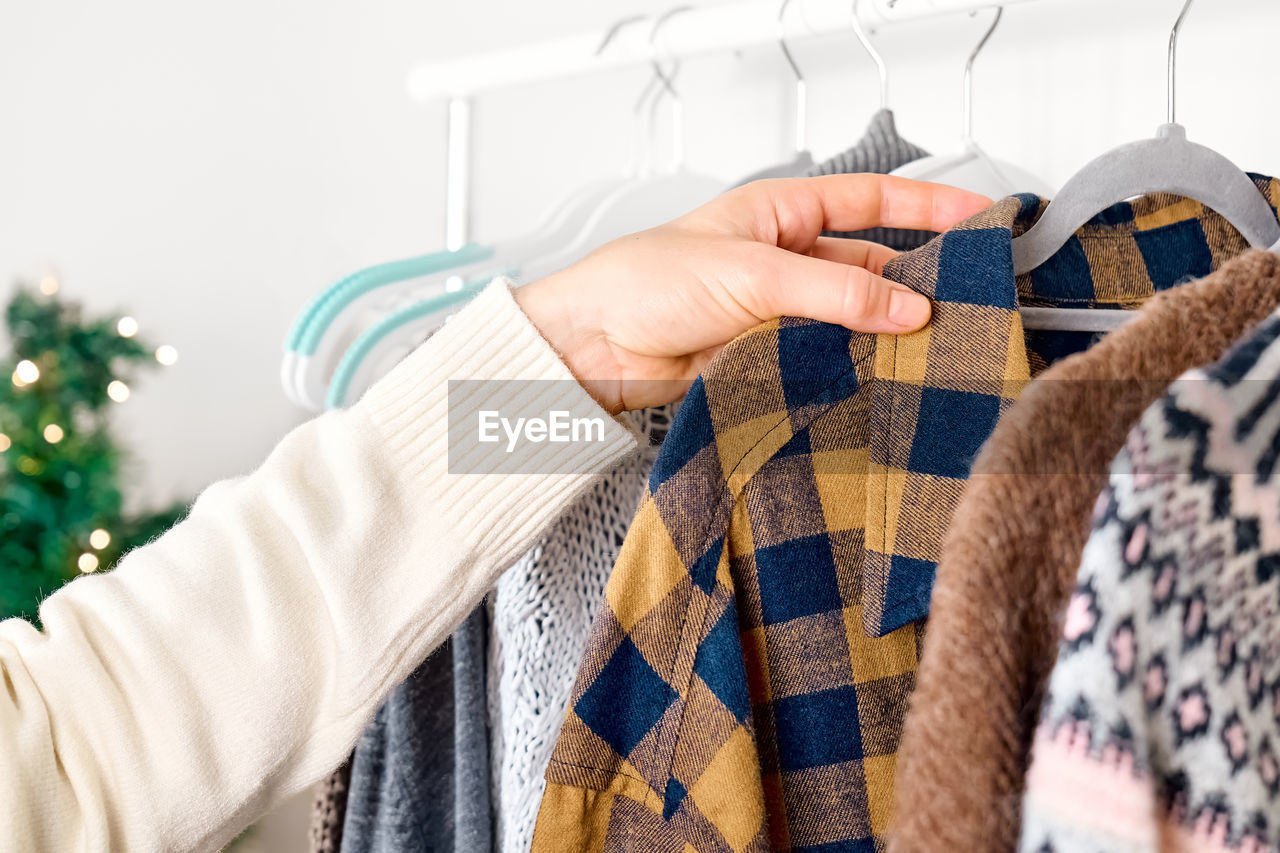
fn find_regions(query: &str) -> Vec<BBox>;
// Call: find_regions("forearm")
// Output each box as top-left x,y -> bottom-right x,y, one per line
0,280 -> 638,851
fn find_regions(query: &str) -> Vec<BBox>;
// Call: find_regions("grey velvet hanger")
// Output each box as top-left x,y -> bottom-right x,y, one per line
1014,0 -> 1280,332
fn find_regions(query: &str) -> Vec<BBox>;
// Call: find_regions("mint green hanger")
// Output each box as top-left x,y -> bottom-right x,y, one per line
286,243 -> 493,356
325,282 -> 488,410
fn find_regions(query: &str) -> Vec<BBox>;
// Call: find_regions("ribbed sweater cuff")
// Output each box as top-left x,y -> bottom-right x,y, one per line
356,278 -> 642,569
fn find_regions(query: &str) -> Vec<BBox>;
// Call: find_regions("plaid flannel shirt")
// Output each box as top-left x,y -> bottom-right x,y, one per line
532,180 -> 1280,853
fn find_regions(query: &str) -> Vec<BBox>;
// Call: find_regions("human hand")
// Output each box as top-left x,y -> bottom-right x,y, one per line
514,174 -> 991,413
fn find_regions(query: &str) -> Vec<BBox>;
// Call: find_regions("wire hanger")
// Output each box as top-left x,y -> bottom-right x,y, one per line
728,0 -> 817,185
779,0 -> 808,159
1012,0 -> 1280,292
643,6 -> 693,174
891,6 -> 1052,198
850,0 -> 888,111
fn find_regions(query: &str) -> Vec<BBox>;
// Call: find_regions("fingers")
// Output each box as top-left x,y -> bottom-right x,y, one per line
808,238 -> 899,275
751,245 -> 932,334
739,174 -> 991,254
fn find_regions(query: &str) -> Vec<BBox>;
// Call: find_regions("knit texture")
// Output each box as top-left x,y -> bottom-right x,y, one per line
804,109 -> 934,251
890,250 -> 1280,853
488,404 -> 674,853
528,189 -> 1280,853
340,644 -> 457,852
1019,300 -> 1280,852
314,608 -> 490,853
454,607 -> 492,853
309,760 -> 351,853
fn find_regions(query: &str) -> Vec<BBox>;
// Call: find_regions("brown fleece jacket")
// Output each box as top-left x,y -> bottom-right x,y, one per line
889,250 -> 1280,853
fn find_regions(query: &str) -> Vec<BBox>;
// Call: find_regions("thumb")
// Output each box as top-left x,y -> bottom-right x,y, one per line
750,246 -> 932,333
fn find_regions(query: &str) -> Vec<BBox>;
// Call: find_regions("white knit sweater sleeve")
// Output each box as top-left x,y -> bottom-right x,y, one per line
0,279 -> 639,852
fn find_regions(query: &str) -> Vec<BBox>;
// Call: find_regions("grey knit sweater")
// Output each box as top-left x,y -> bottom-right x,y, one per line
806,109 -> 935,251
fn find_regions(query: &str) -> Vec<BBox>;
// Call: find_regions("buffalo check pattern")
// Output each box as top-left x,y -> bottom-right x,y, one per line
531,180 -> 1280,853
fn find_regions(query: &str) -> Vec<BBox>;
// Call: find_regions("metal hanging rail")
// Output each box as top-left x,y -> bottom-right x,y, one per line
406,0 -> 1045,102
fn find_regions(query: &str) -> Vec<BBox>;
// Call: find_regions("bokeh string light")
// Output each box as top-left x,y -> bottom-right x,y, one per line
107,380 -> 130,403
12,359 -> 39,387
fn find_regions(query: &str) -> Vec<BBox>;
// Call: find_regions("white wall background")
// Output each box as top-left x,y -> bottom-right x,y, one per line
2,0 -> 1277,848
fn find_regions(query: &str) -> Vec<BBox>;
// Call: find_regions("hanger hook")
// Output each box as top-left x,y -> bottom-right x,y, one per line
1168,0 -> 1194,125
778,0 -> 807,153
595,15 -> 660,178
596,14 -> 647,57
649,6 -> 691,105
962,6 -> 1002,145
595,15 -> 658,113
592,15 -> 660,116
645,6 -> 693,173
851,0 -> 888,111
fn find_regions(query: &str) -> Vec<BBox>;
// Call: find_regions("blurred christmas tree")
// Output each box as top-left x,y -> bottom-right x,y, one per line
0,274 -> 189,623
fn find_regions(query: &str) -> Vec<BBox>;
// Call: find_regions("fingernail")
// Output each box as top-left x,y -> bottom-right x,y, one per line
888,289 -> 931,329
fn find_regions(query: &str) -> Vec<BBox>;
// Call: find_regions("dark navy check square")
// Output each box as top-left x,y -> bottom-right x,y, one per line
575,637 -> 677,758
908,387 -> 1002,480
774,685 -> 865,770
756,533 -> 842,626
693,605 -> 752,722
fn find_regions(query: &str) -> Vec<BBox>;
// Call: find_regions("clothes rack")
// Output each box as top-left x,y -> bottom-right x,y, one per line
406,0 -> 1047,102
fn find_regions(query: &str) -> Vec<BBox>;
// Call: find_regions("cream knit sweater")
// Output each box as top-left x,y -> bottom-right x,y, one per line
0,279 -> 639,852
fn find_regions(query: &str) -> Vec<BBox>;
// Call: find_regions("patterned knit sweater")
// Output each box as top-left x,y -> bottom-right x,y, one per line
1020,303 -> 1280,852
804,108 -> 934,251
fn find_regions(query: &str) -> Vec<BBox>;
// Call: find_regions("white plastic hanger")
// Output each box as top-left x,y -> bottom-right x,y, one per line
514,6 -> 723,284
1014,0 -> 1280,333
891,7 -> 1053,198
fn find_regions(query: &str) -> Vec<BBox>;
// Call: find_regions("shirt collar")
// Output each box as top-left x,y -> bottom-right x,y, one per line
864,178 -> 1280,635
